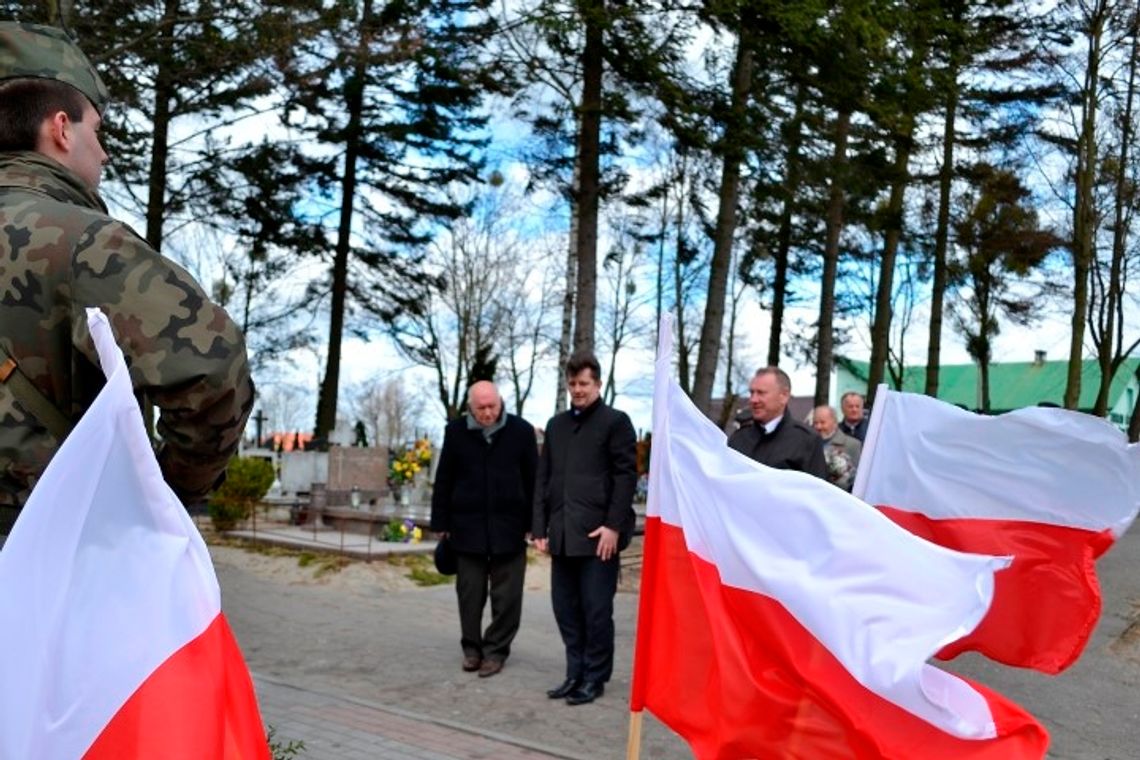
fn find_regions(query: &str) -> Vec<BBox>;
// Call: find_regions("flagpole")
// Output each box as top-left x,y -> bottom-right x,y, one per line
625,315 -> 670,760
850,383 -> 889,498
625,709 -> 643,760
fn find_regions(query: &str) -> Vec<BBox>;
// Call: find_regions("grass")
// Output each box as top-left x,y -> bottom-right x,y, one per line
313,556 -> 351,578
210,536 -> 351,578
296,550 -> 349,577
208,530 -> 449,585
387,553 -> 450,586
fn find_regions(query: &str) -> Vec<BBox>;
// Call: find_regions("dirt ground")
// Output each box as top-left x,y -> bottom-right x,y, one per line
205,530 -> 648,597
206,537 -> 562,595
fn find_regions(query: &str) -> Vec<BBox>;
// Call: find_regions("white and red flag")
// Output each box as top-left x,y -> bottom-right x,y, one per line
0,309 -> 268,759
853,386 -> 1140,674
629,320 -> 1047,760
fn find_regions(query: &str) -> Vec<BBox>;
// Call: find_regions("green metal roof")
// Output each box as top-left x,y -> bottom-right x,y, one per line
838,356 -> 1140,412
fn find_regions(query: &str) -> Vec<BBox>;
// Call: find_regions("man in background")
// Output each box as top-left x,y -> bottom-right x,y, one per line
533,351 -> 637,706
430,380 -> 537,678
728,367 -> 827,479
839,391 -> 869,442
0,23 -> 254,543
812,405 -> 862,491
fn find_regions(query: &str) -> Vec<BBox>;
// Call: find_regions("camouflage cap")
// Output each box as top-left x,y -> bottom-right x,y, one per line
0,22 -> 108,113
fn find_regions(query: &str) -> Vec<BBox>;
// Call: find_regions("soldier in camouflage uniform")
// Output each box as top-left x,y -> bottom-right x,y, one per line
0,22 -> 255,540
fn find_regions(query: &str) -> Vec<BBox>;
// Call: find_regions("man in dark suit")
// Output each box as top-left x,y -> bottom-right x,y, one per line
728,367 -> 827,479
431,381 -> 537,678
533,352 -> 637,706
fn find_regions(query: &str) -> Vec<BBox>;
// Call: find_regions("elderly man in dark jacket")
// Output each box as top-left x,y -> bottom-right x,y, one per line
431,381 -> 537,678
533,351 -> 637,706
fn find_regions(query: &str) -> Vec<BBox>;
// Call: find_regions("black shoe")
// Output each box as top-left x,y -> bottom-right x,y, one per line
546,678 -> 581,699
565,680 -> 604,705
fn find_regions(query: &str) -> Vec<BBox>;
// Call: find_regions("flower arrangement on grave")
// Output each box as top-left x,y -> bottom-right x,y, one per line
382,517 -> 422,543
388,447 -> 422,487
412,437 -> 432,467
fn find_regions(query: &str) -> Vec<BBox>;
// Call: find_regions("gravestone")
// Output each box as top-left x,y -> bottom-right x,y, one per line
327,446 -> 389,508
279,451 -> 328,496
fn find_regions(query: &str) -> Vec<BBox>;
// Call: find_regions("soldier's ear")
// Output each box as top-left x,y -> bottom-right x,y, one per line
36,110 -> 73,156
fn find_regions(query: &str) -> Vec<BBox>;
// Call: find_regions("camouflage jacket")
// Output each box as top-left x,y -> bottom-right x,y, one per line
0,152 -> 254,509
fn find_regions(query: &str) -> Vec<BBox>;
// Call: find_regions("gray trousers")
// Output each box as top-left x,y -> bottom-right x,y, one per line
455,549 -> 527,662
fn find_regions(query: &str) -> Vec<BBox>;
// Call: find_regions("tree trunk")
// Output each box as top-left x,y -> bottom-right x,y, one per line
691,35 -> 753,413
721,250 -> 744,430
314,0 -> 371,442
868,34 -> 927,404
979,350 -> 991,413
1065,8 -> 1104,410
925,62 -> 959,398
654,175 -> 667,351
767,81 -> 806,367
976,276 -> 992,413
814,109 -> 852,406
1128,378 -> 1140,443
1093,15 -> 1137,416
866,127 -> 915,403
571,0 -> 604,354
554,156 -> 580,415
673,175 -> 692,393
144,0 -> 179,251
45,0 -> 74,27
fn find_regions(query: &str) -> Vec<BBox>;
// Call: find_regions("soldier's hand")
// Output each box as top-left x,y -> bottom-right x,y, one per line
589,525 -> 619,561
534,537 -> 549,554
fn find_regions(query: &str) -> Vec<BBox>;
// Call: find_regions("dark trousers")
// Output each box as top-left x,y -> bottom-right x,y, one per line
551,553 -> 620,684
0,504 -> 18,550
455,549 -> 526,662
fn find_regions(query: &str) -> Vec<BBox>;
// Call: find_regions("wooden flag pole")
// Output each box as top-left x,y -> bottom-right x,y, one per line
625,709 -> 644,760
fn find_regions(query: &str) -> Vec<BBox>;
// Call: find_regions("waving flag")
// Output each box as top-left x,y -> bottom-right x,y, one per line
853,386 -> 1140,674
629,319 -> 1047,760
0,308 -> 268,759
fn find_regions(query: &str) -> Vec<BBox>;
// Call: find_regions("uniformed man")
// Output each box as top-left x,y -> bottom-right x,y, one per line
0,22 -> 254,542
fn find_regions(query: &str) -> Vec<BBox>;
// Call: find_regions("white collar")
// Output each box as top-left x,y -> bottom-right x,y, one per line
761,415 -> 783,435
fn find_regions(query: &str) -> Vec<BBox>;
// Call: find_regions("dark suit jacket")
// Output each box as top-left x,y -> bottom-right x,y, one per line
839,416 -> 869,442
532,399 -> 637,557
430,413 -> 537,555
727,415 -> 828,480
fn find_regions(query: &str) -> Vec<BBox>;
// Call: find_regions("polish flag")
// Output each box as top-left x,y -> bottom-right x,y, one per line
0,309 -> 269,759
629,319 -> 1047,760
853,386 -> 1140,674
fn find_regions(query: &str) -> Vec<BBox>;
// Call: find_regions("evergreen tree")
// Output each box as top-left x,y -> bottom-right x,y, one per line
278,0 -> 499,442
925,0 -> 1062,397
863,0 -> 937,402
496,0 -> 692,411
950,164 -> 1063,411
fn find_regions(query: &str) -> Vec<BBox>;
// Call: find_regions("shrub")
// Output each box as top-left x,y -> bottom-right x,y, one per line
267,726 -> 305,759
208,456 -> 275,532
